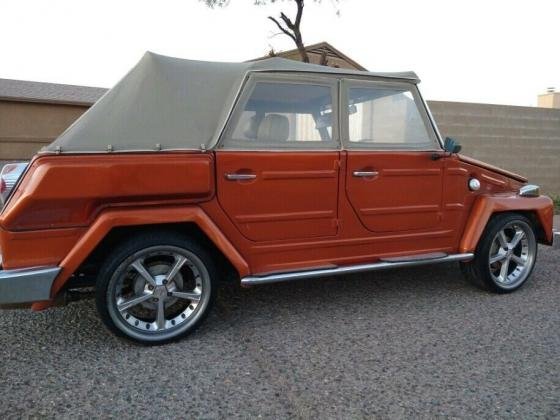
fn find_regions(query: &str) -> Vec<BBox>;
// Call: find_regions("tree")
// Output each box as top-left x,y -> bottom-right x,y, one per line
201,0 -> 339,63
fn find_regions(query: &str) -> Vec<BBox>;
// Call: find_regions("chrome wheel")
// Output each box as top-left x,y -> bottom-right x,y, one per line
106,245 -> 212,341
488,221 -> 536,289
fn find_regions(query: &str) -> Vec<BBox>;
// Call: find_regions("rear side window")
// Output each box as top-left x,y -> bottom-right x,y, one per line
344,83 -> 437,150
221,79 -> 338,150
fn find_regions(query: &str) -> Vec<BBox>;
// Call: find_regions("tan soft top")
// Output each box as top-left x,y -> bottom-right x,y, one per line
44,51 -> 419,153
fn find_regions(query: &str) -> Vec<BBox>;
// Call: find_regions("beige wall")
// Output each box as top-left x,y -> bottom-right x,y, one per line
0,100 -> 88,160
429,100 -> 560,196
1,98 -> 559,196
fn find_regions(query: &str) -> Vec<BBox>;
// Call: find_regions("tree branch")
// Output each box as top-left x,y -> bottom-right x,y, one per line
279,12 -> 295,30
294,0 -> 304,28
267,16 -> 296,42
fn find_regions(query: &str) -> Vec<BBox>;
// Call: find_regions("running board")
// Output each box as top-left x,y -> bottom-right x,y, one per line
240,253 -> 474,286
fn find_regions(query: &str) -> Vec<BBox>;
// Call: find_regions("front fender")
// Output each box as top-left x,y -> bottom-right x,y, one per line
32,205 -> 249,310
459,194 -> 554,253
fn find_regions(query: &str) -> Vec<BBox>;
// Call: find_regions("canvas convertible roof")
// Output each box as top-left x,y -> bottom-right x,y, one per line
44,52 -> 419,153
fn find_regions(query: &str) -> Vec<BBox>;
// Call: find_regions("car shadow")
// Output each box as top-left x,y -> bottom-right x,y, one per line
0,262 -> 494,348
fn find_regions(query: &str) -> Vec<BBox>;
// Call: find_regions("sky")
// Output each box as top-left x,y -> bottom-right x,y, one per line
0,0 -> 558,106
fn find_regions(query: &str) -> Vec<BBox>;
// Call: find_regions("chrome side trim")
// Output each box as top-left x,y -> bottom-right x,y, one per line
519,184 -> 540,197
241,253 -> 474,286
0,266 -> 60,304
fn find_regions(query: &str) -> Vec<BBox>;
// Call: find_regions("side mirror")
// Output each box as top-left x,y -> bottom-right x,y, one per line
444,137 -> 462,154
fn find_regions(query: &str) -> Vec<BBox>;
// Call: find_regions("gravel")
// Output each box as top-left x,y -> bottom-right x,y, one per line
1,245 -> 559,418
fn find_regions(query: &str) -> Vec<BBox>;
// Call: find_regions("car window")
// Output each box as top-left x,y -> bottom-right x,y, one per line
345,83 -> 437,150
221,80 -> 337,150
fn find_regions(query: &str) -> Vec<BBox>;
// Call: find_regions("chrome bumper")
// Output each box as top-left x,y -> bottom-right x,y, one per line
553,230 -> 560,250
0,266 -> 60,305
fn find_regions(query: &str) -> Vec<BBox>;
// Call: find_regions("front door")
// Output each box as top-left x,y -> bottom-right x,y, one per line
216,75 -> 340,242
341,79 -> 445,234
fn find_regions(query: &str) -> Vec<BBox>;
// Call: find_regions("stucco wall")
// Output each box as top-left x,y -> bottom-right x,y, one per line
0,98 -> 558,196
0,100 -> 88,160
429,100 -> 560,196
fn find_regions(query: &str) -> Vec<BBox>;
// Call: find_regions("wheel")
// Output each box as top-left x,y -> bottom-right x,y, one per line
95,231 -> 217,344
460,213 -> 537,293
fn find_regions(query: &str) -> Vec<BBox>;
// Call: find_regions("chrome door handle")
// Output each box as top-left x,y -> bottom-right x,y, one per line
225,173 -> 257,181
352,171 -> 379,177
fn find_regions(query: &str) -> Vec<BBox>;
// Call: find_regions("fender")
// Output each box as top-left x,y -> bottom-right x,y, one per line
459,194 -> 554,253
31,205 -> 249,311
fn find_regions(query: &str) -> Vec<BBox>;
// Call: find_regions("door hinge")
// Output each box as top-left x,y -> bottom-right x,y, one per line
334,160 -> 341,170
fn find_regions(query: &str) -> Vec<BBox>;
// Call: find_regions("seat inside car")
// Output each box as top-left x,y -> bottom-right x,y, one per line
257,114 -> 289,144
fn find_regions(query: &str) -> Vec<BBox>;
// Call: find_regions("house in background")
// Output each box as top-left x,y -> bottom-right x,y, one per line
0,79 -> 105,161
538,88 -> 560,109
0,42 -> 559,194
251,41 -> 367,70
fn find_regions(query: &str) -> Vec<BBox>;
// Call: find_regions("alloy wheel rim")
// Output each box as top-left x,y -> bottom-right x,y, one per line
109,246 -> 209,337
488,222 -> 535,289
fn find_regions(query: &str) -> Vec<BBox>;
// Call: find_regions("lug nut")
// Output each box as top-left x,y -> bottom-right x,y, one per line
162,280 -> 168,285
148,285 -> 154,291
167,292 -> 172,297
153,298 -> 159,302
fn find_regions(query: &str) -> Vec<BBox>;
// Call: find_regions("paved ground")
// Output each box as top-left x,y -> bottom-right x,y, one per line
1,245 -> 559,419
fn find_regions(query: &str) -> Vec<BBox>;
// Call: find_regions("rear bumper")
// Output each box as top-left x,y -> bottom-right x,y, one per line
0,265 -> 60,305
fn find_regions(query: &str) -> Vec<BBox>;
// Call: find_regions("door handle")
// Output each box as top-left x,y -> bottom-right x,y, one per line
352,171 -> 379,178
225,173 -> 257,181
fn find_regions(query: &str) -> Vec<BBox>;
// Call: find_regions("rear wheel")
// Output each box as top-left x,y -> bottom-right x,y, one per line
95,231 -> 217,344
461,213 -> 537,293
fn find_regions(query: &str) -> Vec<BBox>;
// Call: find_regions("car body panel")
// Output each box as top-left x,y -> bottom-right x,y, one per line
1,153 -> 214,231
215,151 -> 340,241
0,147 -> 553,310
345,151 -> 444,233
459,194 -> 554,253
27,205 -> 250,311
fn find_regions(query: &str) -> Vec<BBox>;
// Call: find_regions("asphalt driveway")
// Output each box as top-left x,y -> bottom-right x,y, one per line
1,244 -> 559,418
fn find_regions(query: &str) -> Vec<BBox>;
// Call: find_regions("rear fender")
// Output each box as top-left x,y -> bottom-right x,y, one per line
32,206 -> 249,310
459,194 -> 554,253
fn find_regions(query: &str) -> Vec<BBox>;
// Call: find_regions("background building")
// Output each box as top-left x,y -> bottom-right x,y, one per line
538,88 -> 560,109
1,43 -> 559,195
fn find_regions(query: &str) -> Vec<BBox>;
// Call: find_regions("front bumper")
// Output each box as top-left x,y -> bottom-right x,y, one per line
0,265 -> 60,305
554,230 -> 560,250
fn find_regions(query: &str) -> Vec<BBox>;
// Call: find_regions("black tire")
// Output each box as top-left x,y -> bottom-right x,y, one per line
95,230 -> 217,344
460,213 -> 537,293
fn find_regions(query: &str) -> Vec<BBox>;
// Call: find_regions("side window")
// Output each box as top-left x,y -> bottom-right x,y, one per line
221,80 -> 337,149
345,83 -> 436,150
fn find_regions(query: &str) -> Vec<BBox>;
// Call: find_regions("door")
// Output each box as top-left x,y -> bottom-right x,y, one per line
342,80 -> 445,233
215,75 -> 341,242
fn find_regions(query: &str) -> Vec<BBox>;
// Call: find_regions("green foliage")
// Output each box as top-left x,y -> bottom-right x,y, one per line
553,196 -> 560,214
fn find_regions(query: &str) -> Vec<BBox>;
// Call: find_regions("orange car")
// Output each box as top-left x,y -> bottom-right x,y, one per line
0,53 -> 555,344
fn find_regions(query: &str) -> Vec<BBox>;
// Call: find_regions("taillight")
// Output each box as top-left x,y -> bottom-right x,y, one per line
0,162 -> 28,205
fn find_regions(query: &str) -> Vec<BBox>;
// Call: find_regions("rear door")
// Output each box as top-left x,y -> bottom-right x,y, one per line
215,74 -> 340,242
341,79 -> 445,234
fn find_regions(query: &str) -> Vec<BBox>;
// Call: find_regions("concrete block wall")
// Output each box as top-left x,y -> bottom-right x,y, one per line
429,101 -> 560,197
0,98 -> 558,196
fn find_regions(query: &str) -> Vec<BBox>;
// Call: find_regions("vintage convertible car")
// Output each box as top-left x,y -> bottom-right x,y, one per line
0,53 -> 554,343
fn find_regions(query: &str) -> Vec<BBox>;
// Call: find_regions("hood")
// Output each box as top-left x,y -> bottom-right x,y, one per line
458,155 -> 528,183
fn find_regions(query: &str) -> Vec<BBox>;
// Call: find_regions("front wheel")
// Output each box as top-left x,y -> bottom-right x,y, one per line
95,232 -> 217,344
461,213 -> 538,293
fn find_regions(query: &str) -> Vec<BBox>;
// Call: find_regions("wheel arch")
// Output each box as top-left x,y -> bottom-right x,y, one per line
40,206 -> 249,305
459,194 -> 554,253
